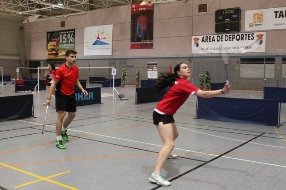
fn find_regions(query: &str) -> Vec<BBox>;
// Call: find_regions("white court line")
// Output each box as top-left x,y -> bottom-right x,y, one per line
178,126 -> 286,149
101,93 -> 113,97
20,120 -> 286,169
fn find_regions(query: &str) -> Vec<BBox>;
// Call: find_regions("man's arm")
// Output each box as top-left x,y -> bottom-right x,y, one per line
76,79 -> 88,96
45,79 -> 57,105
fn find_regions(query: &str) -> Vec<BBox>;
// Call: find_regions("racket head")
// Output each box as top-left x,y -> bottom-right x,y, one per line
42,105 -> 49,135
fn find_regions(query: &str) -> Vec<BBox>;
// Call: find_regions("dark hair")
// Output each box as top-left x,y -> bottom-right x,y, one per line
48,63 -> 56,71
65,50 -> 77,57
155,62 -> 185,92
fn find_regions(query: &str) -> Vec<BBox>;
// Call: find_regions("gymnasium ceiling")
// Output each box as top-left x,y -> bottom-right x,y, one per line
0,0 -> 183,22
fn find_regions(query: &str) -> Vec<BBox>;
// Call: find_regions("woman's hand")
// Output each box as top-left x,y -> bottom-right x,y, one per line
222,82 -> 231,94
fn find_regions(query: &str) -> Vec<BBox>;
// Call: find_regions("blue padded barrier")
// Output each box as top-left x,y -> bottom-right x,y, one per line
102,79 -> 121,87
75,87 -> 101,106
15,80 -> 46,92
211,83 -> 225,90
197,97 -> 280,126
89,77 -> 106,84
0,94 -> 33,121
140,80 -> 157,88
0,75 -> 11,81
135,87 -> 164,104
264,87 -> 286,103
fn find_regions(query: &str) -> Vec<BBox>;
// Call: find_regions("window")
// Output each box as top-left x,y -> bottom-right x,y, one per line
282,57 -> 286,78
198,4 -> 207,13
240,57 -> 275,78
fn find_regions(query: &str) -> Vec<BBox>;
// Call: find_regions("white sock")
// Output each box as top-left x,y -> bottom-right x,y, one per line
62,127 -> 67,133
57,136 -> 62,141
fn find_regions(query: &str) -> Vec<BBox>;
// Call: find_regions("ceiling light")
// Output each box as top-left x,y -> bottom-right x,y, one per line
57,1 -> 63,6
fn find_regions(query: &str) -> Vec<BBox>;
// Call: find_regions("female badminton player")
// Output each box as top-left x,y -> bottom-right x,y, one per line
149,62 -> 230,186
44,63 -> 56,100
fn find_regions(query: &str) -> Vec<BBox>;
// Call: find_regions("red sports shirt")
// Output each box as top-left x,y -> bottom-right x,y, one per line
54,63 -> 79,95
156,77 -> 199,115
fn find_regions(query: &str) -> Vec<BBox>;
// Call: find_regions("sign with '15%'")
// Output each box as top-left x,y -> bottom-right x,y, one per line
47,29 -> 75,60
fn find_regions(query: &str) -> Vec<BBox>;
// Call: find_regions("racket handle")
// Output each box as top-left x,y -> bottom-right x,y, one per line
226,80 -> 230,85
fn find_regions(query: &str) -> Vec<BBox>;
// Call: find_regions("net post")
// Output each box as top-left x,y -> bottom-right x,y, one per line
16,67 -> 19,80
0,67 -> 3,95
112,67 -> 116,100
37,67 -> 40,94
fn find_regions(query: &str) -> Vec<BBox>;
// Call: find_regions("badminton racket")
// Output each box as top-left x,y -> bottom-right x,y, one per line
219,45 -> 230,86
42,104 -> 49,135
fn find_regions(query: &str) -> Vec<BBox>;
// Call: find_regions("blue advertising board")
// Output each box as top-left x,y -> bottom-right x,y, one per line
75,87 -> 101,106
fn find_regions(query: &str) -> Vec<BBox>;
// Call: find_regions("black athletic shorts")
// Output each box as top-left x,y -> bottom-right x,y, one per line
55,92 -> 76,112
153,110 -> 174,125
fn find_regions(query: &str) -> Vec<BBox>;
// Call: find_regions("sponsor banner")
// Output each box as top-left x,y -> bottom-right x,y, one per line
47,29 -> 75,60
130,1 -> 154,49
147,62 -> 157,79
84,25 -> 113,56
192,32 -> 266,54
75,88 -> 101,106
245,7 -> 286,31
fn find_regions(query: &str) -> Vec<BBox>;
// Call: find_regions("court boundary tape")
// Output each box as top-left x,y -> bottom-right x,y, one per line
19,120 -> 286,169
178,125 -> 286,149
150,133 -> 265,190
274,126 -> 286,143
0,132 -> 41,141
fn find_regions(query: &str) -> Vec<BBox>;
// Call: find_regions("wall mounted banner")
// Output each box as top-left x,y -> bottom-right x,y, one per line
84,25 -> 113,56
245,7 -> 286,31
47,29 -> 75,60
130,2 -> 154,49
192,32 -> 266,54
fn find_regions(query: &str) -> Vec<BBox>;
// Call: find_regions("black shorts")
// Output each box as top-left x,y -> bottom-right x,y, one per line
55,93 -> 76,112
153,110 -> 174,125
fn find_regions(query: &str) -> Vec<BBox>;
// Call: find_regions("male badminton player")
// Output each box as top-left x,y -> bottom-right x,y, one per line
45,50 -> 88,149
149,62 -> 230,186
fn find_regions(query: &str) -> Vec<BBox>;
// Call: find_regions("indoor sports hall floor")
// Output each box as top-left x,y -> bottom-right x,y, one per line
1,84 -> 286,190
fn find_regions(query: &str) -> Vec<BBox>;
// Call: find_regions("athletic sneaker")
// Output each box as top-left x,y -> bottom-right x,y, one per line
168,153 -> 178,159
61,131 -> 70,142
149,173 -> 171,186
56,140 -> 66,149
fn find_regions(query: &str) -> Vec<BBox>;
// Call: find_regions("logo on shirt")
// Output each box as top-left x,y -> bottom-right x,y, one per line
175,81 -> 179,84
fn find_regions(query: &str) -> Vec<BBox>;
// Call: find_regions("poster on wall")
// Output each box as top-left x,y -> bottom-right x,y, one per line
192,32 -> 266,54
84,25 -> 113,56
47,29 -> 75,60
245,7 -> 286,31
147,62 -> 157,79
130,1 -> 154,49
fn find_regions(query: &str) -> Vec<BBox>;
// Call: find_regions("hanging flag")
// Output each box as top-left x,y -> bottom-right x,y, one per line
130,1 -> 154,49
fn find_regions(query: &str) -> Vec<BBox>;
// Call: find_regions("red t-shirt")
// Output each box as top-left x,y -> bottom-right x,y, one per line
54,63 -> 79,95
45,70 -> 56,85
50,70 -> 56,78
156,77 -> 199,115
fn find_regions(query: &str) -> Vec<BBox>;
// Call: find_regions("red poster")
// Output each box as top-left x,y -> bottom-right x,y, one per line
130,1 -> 154,49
